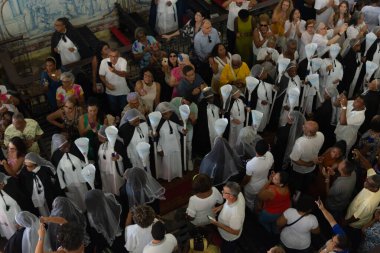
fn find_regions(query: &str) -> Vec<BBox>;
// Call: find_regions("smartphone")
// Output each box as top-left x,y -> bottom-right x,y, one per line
162,57 -> 168,65
107,61 -> 113,67
207,215 -> 216,221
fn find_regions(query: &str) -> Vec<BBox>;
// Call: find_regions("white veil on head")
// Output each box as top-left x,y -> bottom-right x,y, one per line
199,137 -> 243,186
51,134 -> 68,157
283,111 -> 306,167
49,197 -> 89,248
235,126 -> 263,159
123,167 -> 166,208
25,152 -> 56,174
85,190 -> 121,246
120,108 -> 141,127
15,211 -> 50,253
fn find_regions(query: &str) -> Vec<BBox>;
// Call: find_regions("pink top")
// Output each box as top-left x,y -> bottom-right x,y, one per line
170,67 -> 183,98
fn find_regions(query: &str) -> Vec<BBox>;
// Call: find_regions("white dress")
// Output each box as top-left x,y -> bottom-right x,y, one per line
157,120 -> 182,182
280,76 -> 301,126
0,190 -> 21,239
155,0 -> 178,35
255,81 -> 273,131
320,58 -> 343,89
127,122 -> 150,171
56,153 -> 88,211
207,104 -> 220,148
257,47 -> 279,79
229,98 -> 245,146
98,142 -> 124,195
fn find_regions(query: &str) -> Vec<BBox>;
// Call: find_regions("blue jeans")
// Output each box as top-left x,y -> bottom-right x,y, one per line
259,210 -> 281,234
107,94 -> 127,116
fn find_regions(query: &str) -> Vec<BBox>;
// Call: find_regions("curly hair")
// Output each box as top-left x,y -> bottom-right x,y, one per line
132,205 -> 155,228
57,222 -> 85,251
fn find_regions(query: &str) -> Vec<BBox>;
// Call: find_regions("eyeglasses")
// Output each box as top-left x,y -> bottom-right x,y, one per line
260,24 -> 268,27
222,190 -> 232,195
208,35 -> 212,43
169,54 -> 177,58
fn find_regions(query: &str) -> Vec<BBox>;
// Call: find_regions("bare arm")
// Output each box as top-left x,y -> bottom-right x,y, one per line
210,219 -> 241,235
315,199 -> 337,227
46,109 -> 65,129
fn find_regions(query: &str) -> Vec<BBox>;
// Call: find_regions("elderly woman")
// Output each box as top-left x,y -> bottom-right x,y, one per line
20,152 -> 61,216
44,196 -> 87,250
85,189 -> 124,253
132,27 -> 158,69
40,57 -> 61,110
56,72 -> 85,108
312,22 -> 348,56
46,96 -> 82,141
51,134 -> 88,211
5,211 -> 50,253
186,174 -> 223,226
97,126 -> 128,195
219,54 -> 251,92
119,167 -> 165,219
121,92 -> 148,119
125,205 -> 156,253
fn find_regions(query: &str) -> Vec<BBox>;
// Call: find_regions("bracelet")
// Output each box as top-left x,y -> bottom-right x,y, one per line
38,237 -> 43,241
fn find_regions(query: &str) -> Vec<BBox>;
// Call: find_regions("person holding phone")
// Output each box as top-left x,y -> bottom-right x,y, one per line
99,48 -> 129,116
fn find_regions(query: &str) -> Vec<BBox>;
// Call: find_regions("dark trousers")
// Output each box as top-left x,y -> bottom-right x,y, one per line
345,226 -> 362,253
107,94 -> 127,116
290,169 -> 316,194
227,29 -> 236,54
221,238 -> 238,253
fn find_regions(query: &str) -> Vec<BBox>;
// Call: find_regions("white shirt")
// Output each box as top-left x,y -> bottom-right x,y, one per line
226,2 -> 249,31
99,57 -> 130,96
280,208 -> 319,250
245,152 -> 274,194
290,132 -> 324,174
186,187 -> 223,226
284,20 -> 306,40
314,0 -> 336,25
217,192 -> 245,241
125,223 -> 154,253
143,234 -> 177,253
361,5 -> 380,31
312,31 -> 334,56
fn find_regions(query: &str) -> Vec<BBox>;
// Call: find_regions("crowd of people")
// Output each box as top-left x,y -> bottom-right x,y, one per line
0,0 -> 380,252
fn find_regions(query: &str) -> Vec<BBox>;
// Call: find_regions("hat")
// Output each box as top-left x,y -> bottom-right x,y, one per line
329,44 -> 341,60
333,140 -> 347,156
202,87 -> 214,98
155,102 -> 173,114
305,43 -> 318,59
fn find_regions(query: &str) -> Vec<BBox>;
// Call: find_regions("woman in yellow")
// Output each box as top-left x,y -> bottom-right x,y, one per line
271,0 -> 293,48
235,9 -> 255,68
219,54 -> 251,92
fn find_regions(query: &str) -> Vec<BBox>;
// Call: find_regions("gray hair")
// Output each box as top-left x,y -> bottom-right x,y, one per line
231,54 -> 242,62
127,92 -> 140,102
286,38 -> 298,49
60,72 -> 75,82
225,181 -> 241,197
315,22 -> 326,33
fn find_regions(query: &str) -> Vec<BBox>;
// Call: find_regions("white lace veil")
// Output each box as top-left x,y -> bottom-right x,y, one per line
123,167 -> 166,207
15,211 -> 50,253
283,111 -> 306,166
51,134 -> 68,158
25,152 -> 56,174
199,137 -> 243,186
235,127 -> 263,159
85,190 -> 121,246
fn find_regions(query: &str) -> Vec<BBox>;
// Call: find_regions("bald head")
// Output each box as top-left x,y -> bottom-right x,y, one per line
303,121 -> 319,137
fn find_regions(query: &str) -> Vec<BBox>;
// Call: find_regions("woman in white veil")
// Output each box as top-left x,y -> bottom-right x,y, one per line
235,126 -> 263,161
15,211 -> 50,253
85,189 -> 123,252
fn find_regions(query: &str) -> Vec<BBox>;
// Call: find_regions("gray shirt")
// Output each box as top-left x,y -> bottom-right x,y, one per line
194,28 -> 221,62
326,171 -> 356,211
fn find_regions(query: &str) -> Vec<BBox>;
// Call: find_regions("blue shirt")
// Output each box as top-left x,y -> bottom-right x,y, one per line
332,224 -> 349,253
194,28 -> 221,62
177,73 -> 205,98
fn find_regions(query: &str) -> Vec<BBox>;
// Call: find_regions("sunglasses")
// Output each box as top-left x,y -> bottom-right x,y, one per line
169,54 -> 177,58
208,35 -> 212,43
260,24 -> 268,27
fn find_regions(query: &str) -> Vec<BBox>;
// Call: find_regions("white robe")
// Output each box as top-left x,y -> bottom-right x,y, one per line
280,76 -> 301,126
0,190 -> 21,239
157,120 -> 182,182
56,153 -> 88,211
321,59 -> 344,89
207,104 -> 220,148
255,81 -> 273,131
127,122 -> 150,171
98,142 -> 124,195
155,0 -> 178,35
229,98 -> 245,146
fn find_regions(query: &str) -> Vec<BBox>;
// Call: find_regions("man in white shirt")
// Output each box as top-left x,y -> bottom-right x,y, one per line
99,48 -> 130,116
211,181 -> 245,253
143,221 -> 178,253
222,0 -> 256,53
241,139 -> 274,211
334,94 -> 366,156
290,120 -> 324,192
312,22 -> 347,56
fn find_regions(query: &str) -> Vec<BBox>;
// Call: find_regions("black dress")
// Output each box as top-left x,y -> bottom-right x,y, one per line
4,227 -> 24,253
